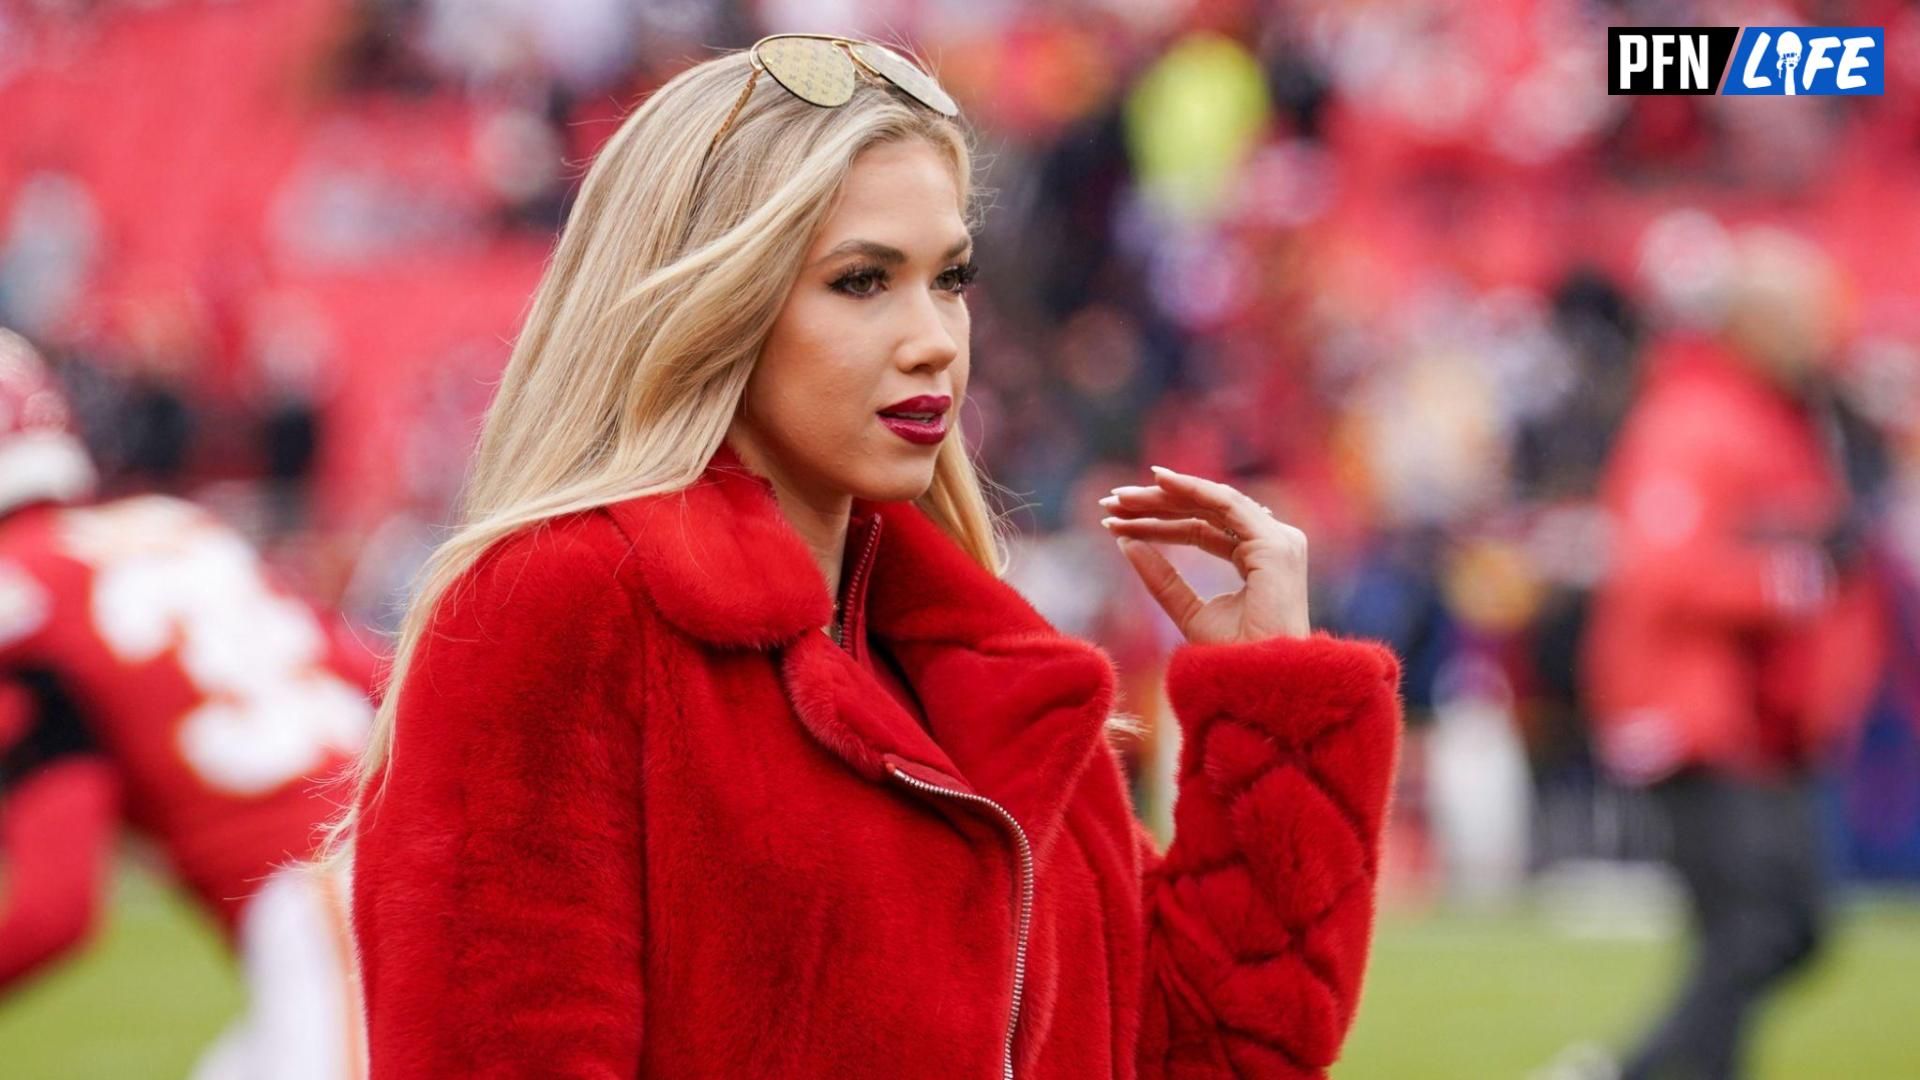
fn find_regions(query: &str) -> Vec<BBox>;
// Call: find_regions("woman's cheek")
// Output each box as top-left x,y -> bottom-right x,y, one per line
794,378 -> 869,451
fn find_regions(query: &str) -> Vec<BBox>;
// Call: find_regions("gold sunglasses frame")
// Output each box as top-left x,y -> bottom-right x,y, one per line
703,33 -> 960,164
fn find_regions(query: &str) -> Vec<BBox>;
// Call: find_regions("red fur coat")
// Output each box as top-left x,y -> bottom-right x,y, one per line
350,442 -> 1405,1078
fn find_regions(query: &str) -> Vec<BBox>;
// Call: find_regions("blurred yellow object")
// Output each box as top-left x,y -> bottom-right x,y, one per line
1442,536 -> 1545,634
1122,31 -> 1272,223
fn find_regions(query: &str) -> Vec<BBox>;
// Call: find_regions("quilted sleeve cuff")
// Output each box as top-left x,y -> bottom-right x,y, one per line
1166,631 -> 1402,743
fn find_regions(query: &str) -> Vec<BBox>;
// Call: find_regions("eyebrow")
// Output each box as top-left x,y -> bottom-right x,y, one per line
812,235 -> 973,268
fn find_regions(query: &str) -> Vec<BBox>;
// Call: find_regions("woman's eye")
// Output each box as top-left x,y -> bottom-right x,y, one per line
831,266 -> 886,297
938,260 -> 980,295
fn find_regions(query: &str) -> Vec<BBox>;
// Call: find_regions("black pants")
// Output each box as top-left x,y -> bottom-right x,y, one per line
1621,768 -> 1832,1080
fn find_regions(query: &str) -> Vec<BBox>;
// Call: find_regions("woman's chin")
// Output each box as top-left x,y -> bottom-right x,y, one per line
852,456 -> 939,504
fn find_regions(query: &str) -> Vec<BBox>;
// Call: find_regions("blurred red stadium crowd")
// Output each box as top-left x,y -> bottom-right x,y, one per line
4,0 -> 1920,881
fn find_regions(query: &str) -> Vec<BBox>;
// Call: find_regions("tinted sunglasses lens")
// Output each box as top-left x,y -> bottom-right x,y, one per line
757,37 -> 856,107
851,42 -> 959,116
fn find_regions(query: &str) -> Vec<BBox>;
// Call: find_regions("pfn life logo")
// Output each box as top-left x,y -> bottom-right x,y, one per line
1609,27 -> 1884,95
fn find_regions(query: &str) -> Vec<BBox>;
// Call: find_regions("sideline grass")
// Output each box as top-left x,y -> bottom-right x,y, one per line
0,862 -> 240,1078
1341,896 -> 1920,1078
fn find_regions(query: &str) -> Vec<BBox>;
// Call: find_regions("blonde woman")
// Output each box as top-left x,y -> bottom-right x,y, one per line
334,34 -> 1405,1079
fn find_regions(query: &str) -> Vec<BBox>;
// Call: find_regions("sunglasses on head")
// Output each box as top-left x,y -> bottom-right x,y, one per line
704,33 -> 961,163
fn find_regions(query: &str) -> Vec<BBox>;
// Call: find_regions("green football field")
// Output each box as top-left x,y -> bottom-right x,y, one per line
3,863 -> 1917,1078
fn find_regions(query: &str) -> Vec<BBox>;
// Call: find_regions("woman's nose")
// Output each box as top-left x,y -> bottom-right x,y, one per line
898,294 -> 961,370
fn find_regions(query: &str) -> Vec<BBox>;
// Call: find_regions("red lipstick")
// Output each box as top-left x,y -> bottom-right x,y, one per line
876,394 -> 951,446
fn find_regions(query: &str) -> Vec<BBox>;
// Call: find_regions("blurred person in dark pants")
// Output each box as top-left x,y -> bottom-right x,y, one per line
1575,226 -> 1889,1080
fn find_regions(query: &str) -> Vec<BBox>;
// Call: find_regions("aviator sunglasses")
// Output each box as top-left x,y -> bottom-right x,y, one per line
704,33 -> 961,163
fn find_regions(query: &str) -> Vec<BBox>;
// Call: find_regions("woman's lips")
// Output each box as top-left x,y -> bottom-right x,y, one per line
877,412 -> 947,445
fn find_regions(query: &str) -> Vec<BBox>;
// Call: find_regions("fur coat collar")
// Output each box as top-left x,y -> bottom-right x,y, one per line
607,441 -> 1117,861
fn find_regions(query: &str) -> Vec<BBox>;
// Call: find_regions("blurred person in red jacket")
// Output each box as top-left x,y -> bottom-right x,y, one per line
1575,225 -> 1888,1080
0,328 -> 378,1079
331,36 -> 1404,1079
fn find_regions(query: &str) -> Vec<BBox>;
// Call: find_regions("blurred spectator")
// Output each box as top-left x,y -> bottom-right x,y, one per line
1578,224 -> 1892,1079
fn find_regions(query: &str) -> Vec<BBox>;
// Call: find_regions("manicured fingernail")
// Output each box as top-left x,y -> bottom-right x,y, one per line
1149,465 -> 1173,476
1098,495 -> 1119,507
1100,516 -> 1118,528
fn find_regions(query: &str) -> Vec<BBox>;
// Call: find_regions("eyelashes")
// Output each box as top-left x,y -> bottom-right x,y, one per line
830,259 -> 979,298
942,260 -> 980,293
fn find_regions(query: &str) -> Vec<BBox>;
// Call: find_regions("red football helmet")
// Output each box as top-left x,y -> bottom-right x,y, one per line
0,327 -> 96,517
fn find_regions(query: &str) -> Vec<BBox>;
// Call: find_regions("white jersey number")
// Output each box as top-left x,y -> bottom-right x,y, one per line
62,498 -> 371,795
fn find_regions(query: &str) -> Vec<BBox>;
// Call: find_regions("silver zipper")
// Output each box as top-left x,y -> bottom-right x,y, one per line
832,520 -> 884,650
888,764 -> 1035,1080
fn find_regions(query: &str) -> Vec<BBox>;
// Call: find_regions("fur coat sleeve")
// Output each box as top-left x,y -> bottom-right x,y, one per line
349,524 -> 649,1078
1134,631 -> 1404,1078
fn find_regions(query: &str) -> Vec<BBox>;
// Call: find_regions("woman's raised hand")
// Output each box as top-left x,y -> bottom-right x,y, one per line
1100,465 -> 1309,645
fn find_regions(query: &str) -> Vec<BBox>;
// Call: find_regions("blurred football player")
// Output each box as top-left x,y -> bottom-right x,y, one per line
0,327 -> 376,1079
